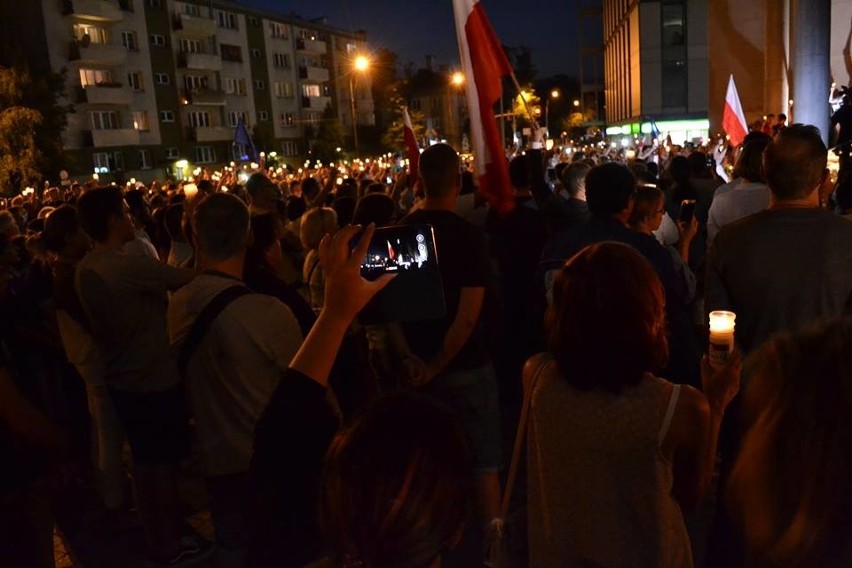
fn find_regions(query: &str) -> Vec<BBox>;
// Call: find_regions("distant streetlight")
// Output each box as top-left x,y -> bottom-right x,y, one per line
573,99 -> 581,107
546,89 -> 561,137
350,55 -> 371,154
451,71 -> 465,87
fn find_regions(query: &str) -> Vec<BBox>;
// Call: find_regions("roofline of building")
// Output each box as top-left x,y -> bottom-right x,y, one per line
204,0 -> 368,41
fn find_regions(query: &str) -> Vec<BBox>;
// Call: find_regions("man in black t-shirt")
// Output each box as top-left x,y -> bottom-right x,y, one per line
400,143 -> 502,530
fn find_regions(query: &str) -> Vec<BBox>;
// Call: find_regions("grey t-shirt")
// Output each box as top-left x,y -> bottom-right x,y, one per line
706,208 -> 852,353
75,248 -> 194,392
168,273 -> 303,476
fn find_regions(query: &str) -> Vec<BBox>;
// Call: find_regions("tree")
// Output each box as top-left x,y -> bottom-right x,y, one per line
0,59 -> 69,185
0,106 -> 42,195
512,88 -> 542,130
380,79 -> 426,151
505,45 -> 537,85
310,104 -> 345,163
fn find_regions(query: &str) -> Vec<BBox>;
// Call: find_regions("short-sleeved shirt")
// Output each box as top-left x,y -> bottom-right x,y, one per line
400,209 -> 490,373
75,248 -> 192,393
168,273 -> 303,476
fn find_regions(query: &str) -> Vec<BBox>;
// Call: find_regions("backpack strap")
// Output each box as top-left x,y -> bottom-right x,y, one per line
177,285 -> 251,378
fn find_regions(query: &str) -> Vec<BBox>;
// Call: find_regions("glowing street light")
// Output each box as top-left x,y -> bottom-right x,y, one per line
354,55 -> 370,72
545,89 -> 561,137
573,99 -> 581,107
451,71 -> 465,87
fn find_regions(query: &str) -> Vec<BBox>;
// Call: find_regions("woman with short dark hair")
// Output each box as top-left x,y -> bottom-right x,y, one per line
312,392 -> 473,568
526,242 -> 740,568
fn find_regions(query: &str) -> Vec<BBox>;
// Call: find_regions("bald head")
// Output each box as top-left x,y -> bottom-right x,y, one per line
763,124 -> 827,201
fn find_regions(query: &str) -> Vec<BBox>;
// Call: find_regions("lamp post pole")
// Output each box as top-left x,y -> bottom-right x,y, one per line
349,76 -> 359,155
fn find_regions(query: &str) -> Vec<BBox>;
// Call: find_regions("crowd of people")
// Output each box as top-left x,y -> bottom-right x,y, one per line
1,120 -> 851,568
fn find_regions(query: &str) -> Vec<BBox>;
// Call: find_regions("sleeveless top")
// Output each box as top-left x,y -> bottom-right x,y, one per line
527,362 -> 692,568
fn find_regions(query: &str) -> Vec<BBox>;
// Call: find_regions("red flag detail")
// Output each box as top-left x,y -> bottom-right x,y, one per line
402,107 -> 420,185
453,0 -> 514,214
722,74 -> 749,147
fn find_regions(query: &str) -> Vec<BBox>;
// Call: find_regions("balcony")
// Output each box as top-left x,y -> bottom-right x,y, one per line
85,128 -> 140,147
77,83 -> 134,105
181,87 -> 226,106
172,13 -> 216,36
68,40 -> 126,66
63,0 -> 123,22
177,52 -> 222,71
189,126 -> 233,142
296,38 -> 327,55
301,95 -> 331,110
298,66 -> 329,82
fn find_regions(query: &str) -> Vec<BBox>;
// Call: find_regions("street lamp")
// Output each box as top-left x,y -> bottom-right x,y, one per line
573,99 -> 580,107
350,55 -> 370,155
545,89 -> 560,138
451,71 -> 465,87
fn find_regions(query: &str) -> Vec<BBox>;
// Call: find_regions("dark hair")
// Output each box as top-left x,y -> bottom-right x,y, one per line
286,195 -> 307,222
508,155 -> 529,188
728,318 -> 852,566
245,173 -> 277,200
333,196 -> 356,227
733,135 -> 772,182
668,155 -> 697,204
192,193 -> 250,261
777,113 -> 787,121
584,163 -> 636,218
40,205 -> 79,253
547,242 -> 668,392
321,392 -> 473,568
367,182 -> 386,195
77,187 -> 125,243
353,193 -> 397,227
301,177 -> 321,202
687,151 -> 710,177
763,124 -> 828,201
628,187 -> 664,228
419,144 -> 460,198
197,179 -> 215,194
245,213 -> 279,271
125,189 -> 149,215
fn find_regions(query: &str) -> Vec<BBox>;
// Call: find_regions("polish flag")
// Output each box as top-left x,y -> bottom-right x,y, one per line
453,0 -> 514,214
402,107 -> 419,185
722,74 -> 749,147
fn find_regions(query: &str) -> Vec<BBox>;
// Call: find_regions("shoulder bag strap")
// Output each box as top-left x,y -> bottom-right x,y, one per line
177,285 -> 251,378
500,354 -> 553,518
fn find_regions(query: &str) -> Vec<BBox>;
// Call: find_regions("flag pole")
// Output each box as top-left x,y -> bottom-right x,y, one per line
508,71 -> 540,130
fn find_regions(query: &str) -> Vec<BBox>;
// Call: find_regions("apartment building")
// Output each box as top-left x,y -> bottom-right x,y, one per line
3,0 -> 373,182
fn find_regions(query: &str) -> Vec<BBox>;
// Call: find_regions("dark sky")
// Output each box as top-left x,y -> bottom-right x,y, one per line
243,0 -> 597,79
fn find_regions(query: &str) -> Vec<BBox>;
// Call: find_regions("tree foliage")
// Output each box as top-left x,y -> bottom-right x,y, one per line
0,60 -> 69,185
310,103 -> 345,163
0,106 -> 43,195
380,80 -> 426,151
512,88 -> 542,129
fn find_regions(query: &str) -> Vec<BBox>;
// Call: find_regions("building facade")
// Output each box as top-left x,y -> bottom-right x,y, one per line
602,0 -> 710,142
3,0 -> 374,182
603,0 -> 852,143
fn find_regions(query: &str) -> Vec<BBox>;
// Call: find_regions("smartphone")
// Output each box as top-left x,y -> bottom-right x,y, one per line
546,168 -> 557,182
356,224 -> 446,323
679,199 -> 697,223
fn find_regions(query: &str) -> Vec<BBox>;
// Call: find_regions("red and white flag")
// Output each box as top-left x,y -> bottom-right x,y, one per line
453,0 -> 514,214
402,106 -> 419,185
722,74 -> 748,147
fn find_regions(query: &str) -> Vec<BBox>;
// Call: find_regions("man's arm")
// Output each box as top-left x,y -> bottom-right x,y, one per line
128,254 -> 195,292
425,286 -> 485,379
